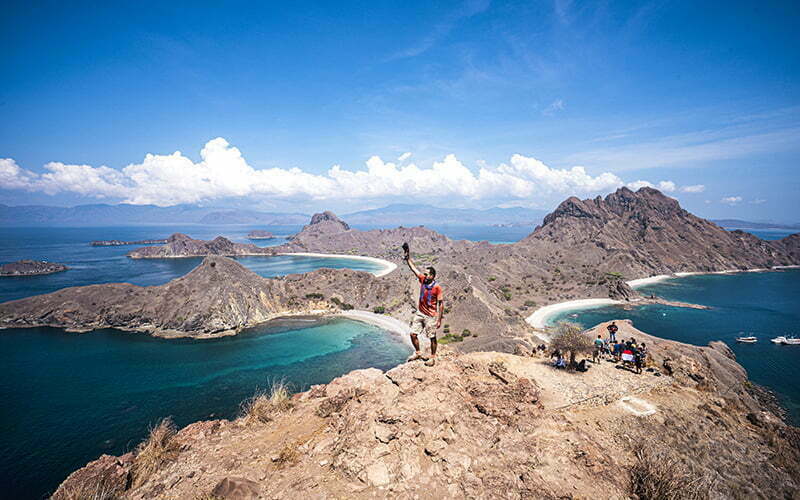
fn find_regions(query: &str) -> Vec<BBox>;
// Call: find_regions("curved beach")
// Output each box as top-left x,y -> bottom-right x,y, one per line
277,252 -> 397,277
526,298 -> 620,329
337,310 -> 413,347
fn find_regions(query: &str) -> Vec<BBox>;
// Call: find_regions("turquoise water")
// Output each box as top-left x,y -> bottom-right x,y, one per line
0,318 -> 411,499
550,269 -> 800,424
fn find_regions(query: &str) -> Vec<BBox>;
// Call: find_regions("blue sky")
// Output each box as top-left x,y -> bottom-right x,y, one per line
1,0 -> 798,221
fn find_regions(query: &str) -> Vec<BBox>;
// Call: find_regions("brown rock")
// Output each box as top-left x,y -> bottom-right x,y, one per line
211,477 -> 261,499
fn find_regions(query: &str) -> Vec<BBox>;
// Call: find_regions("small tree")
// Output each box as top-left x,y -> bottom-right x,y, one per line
550,321 -> 593,368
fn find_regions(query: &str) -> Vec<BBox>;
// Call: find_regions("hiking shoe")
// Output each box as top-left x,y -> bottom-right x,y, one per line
407,353 -> 424,362
424,357 -> 436,367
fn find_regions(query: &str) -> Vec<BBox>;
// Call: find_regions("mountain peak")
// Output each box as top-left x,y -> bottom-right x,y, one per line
309,211 -> 350,230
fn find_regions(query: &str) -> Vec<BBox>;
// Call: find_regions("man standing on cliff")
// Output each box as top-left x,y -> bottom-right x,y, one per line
403,242 -> 443,367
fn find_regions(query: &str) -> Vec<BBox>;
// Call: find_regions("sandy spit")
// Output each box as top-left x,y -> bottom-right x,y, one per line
277,252 -> 397,277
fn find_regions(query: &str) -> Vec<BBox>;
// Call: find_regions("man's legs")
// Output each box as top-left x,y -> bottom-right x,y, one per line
407,314 -> 428,362
424,326 -> 438,366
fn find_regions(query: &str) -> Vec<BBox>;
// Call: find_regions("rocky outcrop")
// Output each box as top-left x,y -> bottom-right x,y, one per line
90,239 -> 166,247
769,233 -> 800,263
128,233 -> 274,259
0,260 -> 68,276
607,275 -> 637,301
52,322 -> 800,499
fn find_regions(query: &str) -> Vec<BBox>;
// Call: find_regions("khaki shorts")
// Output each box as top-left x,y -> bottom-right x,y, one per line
409,311 -> 437,339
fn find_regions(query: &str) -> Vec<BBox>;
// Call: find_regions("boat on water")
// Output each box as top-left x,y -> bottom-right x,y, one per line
771,336 -> 800,345
736,336 -> 757,343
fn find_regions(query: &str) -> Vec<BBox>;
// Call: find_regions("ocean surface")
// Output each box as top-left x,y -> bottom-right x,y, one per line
549,269 -> 800,425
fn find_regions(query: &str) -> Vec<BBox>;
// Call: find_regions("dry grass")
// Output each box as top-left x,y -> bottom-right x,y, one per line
57,480 -> 120,500
131,417 -> 181,487
241,380 -> 293,423
273,442 -> 300,468
630,445 -> 713,500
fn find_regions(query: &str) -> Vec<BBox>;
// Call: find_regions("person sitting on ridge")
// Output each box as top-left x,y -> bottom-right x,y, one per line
403,242 -> 444,367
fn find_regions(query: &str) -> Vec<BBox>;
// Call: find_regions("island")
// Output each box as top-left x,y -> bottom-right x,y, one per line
127,233 -> 275,259
90,239 -> 167,247
0,260 -> 68,277
246,230 -> 276,240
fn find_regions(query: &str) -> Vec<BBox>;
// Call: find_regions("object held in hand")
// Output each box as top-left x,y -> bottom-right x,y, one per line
402,242 -> 409,257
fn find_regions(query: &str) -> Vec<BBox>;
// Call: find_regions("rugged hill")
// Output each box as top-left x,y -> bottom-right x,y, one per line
128,233 -> 275,259
0,260 -> 68,276
520,187 -> 792,276
52,321 -> 800,499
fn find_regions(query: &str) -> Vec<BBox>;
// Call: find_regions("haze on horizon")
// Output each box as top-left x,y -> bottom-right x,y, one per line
1,1 -> 798,222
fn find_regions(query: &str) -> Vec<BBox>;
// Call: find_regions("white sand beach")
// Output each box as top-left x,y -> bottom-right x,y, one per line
277,252 -> 397,277
526,298 -> 620,329
337,310 -> 412,346
625,274 -> 673,288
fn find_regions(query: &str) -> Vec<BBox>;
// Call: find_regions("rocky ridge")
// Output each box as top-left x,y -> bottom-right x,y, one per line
53,321 -> 800,499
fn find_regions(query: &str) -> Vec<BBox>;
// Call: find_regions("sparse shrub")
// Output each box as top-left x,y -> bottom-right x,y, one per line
524,300 -> 537,307
549,321 -> 593,368
629,444 -> 712,500
132,417 -> 181,487
241,380 -> 293,424
439,334 -> 463,344
487,276 -> 497,281
273,442 -> 299,468
461,329 -> 471,337
372,306 -> 385,314
305,292 -> 324,300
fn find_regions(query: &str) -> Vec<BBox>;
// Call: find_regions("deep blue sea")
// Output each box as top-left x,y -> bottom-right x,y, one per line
549,269 -> 800,425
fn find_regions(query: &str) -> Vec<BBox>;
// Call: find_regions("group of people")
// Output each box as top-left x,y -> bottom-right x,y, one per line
592,322 -> 649,374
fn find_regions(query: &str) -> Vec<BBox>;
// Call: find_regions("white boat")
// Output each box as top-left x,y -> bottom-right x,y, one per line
736,336 -> 757,343
771,336 -> 800,345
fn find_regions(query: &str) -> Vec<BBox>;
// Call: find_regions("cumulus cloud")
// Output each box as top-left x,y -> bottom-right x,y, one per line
681,184 -> 705,193
625,180 -> 677,192
0,137 -> 700,207
542,99 -> 565,116
721,196 -> 742,205
750,198 -> 766,205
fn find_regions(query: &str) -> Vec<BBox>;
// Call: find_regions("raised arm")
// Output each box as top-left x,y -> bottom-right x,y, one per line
405,253 -> 423,278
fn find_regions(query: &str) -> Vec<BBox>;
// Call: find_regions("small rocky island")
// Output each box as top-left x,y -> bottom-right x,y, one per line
246,230 -> 276,240
0,260 -> 68,277
128,233 -> 275,259
90,239 -> 167,247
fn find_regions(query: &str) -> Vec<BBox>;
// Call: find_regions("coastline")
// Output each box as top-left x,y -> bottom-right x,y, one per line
336,309 -> 413,347
528,266 -> 798,329
526,298 -> 620,329
277,252 -> 397,277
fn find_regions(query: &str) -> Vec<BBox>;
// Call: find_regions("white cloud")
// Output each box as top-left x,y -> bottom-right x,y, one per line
750,198 -> 766,205
0,137 -> 699,207
681,184 -> 705,193
625,179 -> 676,192
721,196 -> 742,205
397,152 -> 412,162
542,99 -> 565,116
0,158 -> 37,190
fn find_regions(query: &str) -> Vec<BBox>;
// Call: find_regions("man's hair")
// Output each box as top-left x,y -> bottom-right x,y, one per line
426,266 -> 436,278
